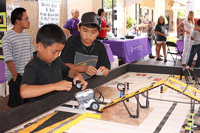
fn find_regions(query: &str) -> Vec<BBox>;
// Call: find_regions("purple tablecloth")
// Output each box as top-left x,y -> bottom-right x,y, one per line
103,37 -> 151,63
0,61 -> 6,83
103,43 -> 114,62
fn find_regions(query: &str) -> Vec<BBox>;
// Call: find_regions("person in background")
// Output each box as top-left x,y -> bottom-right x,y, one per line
106,24 -> 117,40
141,13 -> 150,37
155,16 -> 167,62
97,8 -> 110,40
147,21 -> 155,58
63,9 -> 80,37
187,19 -> 200,67
177,11 -> 195,66
1,7 -> 35,109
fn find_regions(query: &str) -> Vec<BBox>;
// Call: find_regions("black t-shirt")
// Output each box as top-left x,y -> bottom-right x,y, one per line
21,51 -> 70,102
155,24 -> 167,41
60,36 -> 110,79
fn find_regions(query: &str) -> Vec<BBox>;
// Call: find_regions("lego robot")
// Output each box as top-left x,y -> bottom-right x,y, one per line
74,89 -> 100,111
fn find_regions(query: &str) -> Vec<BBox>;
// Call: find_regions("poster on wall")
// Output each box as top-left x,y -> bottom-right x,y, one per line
0,12 -> 6,27
0,28 -> 7,43
6,4 -> 19,30
38,0 -> 60,28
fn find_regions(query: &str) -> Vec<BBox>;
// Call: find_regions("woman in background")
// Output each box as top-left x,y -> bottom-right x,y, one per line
97,8 -> 110,40
177,11 -> 194,66
155,16 -> 168,62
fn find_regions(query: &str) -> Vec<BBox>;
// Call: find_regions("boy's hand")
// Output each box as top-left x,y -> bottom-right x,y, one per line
98,66 -> 109,76
55,80 -> 72,91
73,74 -> 88,90
84,65 -> 98,76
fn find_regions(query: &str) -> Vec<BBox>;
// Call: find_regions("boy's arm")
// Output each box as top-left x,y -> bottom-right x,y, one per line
20,81 -> 72,98
6,61 -> 18,81
191,31 -> 195,40
2,38 -> 18,81
97,43 -> 111,76
60,37 -> 97,76
20,65 -> 73,99
60,59 -> 88,90
65,63 -> 97,76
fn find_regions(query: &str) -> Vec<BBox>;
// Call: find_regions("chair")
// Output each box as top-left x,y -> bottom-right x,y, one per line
166,41 -> 183,65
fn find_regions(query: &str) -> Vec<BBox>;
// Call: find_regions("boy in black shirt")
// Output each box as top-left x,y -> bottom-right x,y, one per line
20,24 -> 88,102
60,12 -> 110,80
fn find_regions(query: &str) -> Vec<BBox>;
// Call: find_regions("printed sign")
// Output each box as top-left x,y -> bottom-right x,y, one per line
38,0 -> 60,28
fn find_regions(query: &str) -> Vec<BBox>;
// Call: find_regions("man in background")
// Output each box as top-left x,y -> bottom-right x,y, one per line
2,7 -> 34,109
63,9 -> 80,37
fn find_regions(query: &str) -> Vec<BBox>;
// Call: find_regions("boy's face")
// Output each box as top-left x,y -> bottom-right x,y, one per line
79,26 -> 99,46
18,12 -> 30,29
37,43 -> 64,64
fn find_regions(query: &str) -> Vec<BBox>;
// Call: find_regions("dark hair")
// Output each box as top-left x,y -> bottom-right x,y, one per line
157,16 -> 165,25
149,21 -> 152,24
36,24 -> 66,47
145,13 -> 149,17
140,15 -> 143,17
79,23 -> 100,31
11,7 -> 26,25
98,8 -> 104,16
197,19 -> 200,26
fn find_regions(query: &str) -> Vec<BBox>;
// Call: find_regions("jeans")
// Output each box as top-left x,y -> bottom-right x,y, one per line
187,44 -> 200,67
149,39 -> 153,57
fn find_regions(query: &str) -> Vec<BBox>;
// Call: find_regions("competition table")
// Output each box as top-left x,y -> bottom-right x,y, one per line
103,37 -> 151,63
1,63 -> 200,132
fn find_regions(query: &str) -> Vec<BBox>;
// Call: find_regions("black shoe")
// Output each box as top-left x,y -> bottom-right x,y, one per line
164,59 -> 167,62
156,58 -> 163,61
149,56 -> 155,59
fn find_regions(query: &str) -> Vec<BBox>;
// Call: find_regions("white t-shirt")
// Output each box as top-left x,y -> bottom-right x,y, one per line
182,19 -> 195,37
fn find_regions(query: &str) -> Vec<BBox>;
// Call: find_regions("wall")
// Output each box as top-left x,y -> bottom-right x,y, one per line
5,0 -> 101,47
141,0 -> 154,8
92,0 -> 102,15
67,0 -> 93,21
6,0 -> 66,48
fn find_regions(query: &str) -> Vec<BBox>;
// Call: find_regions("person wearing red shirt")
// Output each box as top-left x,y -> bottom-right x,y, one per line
97,9 -> 110,40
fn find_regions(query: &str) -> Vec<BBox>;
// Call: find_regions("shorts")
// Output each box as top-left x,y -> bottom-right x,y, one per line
7,74 -> 23,108
157,41 -> 166,44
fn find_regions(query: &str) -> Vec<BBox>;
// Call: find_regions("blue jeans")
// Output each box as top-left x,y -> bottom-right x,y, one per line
187,44 -> 200,67
149,39 -> 153,57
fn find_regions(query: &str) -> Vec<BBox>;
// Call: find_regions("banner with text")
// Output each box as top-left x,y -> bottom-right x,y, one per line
38,0 -> 60,28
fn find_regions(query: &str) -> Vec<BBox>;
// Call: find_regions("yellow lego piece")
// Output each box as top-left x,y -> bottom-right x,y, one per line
164,82 -> 200,102
98,78 -> 167,112
18,112 -> 57,133
174,75 -> 185,79
34,115 -> 77,133
54,113 -> 101,133
168,77 -> 200,94
162,80 -> 173,93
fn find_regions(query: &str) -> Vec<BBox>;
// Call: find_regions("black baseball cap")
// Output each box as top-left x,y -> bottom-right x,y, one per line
80,12 -> 101,28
